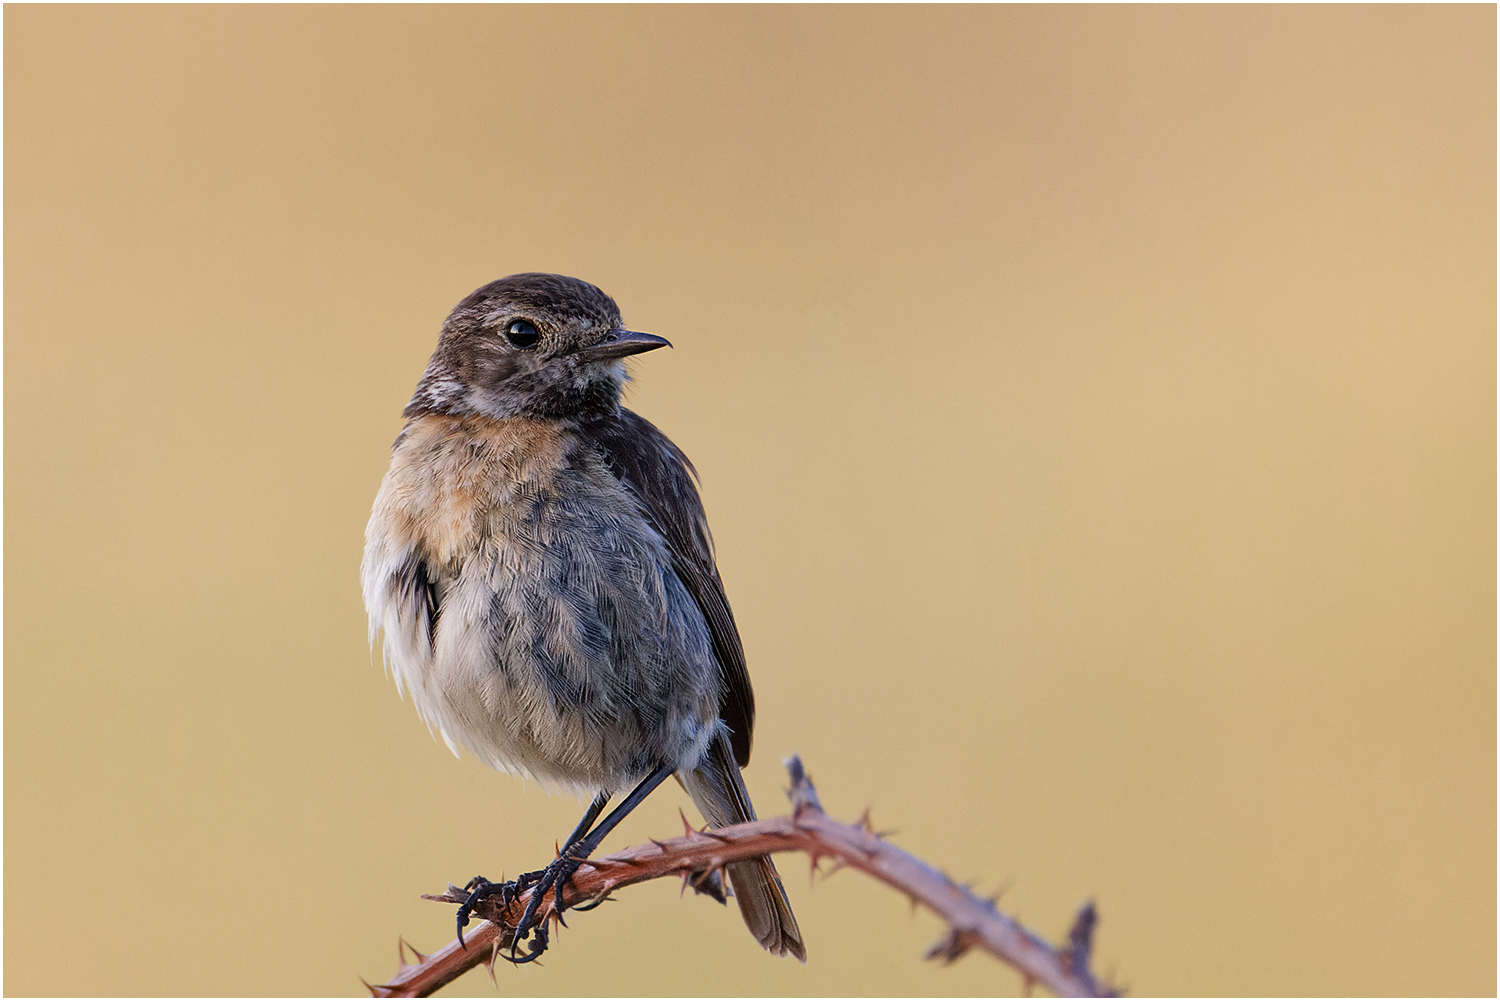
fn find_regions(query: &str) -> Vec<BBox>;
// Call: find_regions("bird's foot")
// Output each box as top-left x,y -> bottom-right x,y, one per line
496,853 -> 588,964
455,872 -> 540,949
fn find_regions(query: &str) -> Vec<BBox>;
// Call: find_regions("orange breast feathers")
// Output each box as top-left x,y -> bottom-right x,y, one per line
374,414 -> 573,565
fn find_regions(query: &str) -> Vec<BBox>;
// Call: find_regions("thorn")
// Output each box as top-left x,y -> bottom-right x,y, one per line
480,942 -> 499,988
856,808 -> 873,832
649,837 -> 671,851
487,936 -> 503,982
1064,899 -> 1099,975
397,937 -> 428,965
924,927 -> 975,964
784,754 -> 823,816
680,808 -> 696,837
1022,973 -> 1036,998
700,827 -> 732,843
680,865 -> 728,903
706,867 -> 728,904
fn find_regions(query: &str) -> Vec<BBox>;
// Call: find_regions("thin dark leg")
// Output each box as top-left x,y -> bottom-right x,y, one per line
563,790 -> 612,850
455,789 -> 612,948
501,763 -> 676,964
566,765 -> 673,861
548,790 -> 613,911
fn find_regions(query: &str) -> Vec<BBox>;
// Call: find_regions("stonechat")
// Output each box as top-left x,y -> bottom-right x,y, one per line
362,273 -> 804,962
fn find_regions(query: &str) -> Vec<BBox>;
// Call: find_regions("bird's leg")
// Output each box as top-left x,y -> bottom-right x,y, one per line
455,789 -> 612,948
501,763 -> 676,964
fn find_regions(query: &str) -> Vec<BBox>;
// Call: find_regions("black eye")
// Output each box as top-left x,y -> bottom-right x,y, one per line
505,319 -> 540,348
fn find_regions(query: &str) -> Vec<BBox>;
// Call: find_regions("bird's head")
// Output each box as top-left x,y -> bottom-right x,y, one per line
404,273 -> 670,420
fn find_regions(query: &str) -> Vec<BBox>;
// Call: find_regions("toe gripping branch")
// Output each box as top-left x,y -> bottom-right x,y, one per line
454,853 -> 586,964
452,765 -> 676,964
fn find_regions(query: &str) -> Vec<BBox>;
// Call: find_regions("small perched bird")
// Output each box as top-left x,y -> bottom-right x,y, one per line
362,273 -> 804,963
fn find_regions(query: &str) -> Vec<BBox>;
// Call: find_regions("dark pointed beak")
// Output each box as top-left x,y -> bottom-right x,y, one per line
579,328 -> 673,361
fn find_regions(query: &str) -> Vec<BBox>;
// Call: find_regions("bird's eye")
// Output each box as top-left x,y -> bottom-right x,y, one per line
505,319 -> 540,348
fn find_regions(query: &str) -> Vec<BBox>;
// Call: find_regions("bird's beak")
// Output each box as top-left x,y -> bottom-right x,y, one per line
579,328 -> 673,361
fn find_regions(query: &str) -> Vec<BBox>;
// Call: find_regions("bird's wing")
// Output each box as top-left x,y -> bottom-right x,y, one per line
579,409 -> 756,767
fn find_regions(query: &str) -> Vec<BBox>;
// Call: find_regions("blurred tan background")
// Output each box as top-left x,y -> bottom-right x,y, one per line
5,5 -> 1494,997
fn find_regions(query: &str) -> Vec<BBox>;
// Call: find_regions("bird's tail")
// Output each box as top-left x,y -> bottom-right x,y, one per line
681,733 -> 806,962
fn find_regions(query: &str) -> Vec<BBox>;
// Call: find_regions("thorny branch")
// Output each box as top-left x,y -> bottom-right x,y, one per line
367,757 -> 1118,998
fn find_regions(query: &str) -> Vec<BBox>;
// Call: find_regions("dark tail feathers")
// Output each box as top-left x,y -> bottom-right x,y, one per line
681,734 -> 806,962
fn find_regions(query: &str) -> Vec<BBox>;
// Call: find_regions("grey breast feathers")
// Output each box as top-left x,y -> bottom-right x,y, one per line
363,413 -> 725,794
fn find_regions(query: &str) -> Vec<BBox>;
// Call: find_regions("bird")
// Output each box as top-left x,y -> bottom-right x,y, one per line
361,272 -> 804,964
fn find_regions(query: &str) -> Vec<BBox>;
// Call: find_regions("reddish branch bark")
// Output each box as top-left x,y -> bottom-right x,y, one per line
367,757 -> 1117,998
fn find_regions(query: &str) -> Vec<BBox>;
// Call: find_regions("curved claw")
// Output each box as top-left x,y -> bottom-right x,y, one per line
502,854 -> 587,963
456,875 -> 531,949
570,893 -> 609,913
456,877 -> 502,949
453,851 -> 594,961
498,921 -> 550,965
